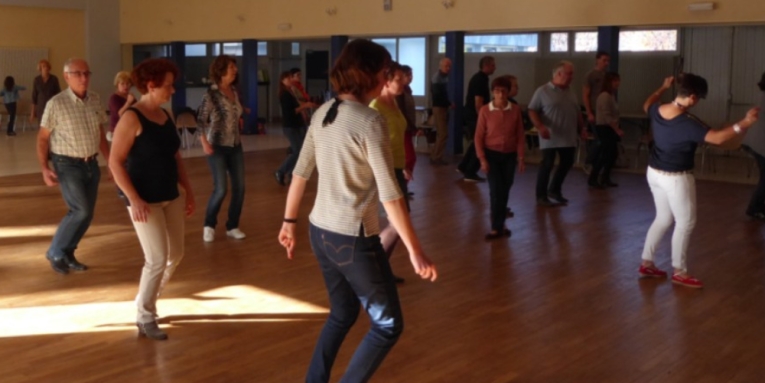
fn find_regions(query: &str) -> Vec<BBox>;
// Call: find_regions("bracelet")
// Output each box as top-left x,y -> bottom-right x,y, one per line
733,123 -> 743,134
283,218 -> 297,224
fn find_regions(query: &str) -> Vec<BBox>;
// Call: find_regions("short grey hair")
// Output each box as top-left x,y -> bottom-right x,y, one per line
552,60 -> 573,76
63,57 -> 85,72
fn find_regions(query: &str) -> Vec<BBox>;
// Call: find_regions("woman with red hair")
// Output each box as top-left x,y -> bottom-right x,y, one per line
109,58 -> 195,340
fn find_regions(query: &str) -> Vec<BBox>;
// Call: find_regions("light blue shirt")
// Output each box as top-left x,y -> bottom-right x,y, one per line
0,85 -> 26,104
528,82 -> 580,149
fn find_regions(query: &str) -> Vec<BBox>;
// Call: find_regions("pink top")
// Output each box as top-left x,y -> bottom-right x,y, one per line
474,102 -> 525,160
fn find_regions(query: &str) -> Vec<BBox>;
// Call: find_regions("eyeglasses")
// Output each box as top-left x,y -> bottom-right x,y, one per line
66,71 -> 92,78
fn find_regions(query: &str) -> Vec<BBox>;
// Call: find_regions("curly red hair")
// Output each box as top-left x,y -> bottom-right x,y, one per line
131,58 -> 180,94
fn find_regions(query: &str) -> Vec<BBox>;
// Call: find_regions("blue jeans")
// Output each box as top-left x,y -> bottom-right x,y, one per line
47,154 -> 101,261
204,144 -> 245,230
306,224 -> 403,383
277,127 -> 306,175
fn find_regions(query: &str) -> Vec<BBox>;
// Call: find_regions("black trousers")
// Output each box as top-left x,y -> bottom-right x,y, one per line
589,124 -> 619,184
744,146 -> 765,215
5,102 -> 16,134
457,119 -> 481,176
485,150 -> 517,231
536,147 -> 575,198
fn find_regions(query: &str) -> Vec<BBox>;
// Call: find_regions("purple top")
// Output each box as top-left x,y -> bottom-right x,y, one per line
108,93 -> 128,131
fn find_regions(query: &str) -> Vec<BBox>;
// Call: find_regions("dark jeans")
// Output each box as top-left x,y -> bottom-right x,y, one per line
306,224 -> 403,383
584,122 -> 599,165
744,146 -> 765,215
589,125 -> 619,184
394,168 -> 409,212
457,119 -> 481,176
5,102 -> 16,134
47,154 -> 101,261
536,147 -> 576,198
277,127 -> 306,175
204,144 -> 245,230
485,150 -> 517,231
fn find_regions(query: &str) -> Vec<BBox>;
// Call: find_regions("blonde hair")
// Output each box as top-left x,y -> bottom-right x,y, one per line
113,71 -> 132,87
37,59 -> 51,72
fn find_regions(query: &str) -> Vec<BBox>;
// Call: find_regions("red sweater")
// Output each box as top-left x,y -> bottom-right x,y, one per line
474,102 -> 525,160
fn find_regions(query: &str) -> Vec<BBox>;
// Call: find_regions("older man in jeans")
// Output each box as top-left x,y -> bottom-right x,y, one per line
37,58 -> 110,274
528,61 -> 585,207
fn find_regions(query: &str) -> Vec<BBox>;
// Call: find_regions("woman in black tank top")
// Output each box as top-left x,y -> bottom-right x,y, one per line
108,59 -> 195,341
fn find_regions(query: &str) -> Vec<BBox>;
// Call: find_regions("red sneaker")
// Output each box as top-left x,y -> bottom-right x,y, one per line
671,274 -> 703,288
638,265 -> 667,278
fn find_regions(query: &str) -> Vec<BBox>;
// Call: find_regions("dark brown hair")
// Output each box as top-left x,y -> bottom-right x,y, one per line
3,76 -> 14,91
329,39 -> 391,100
385,62 -> 404,81
491,76 -> 512,91
131,58 -> 179,94
676,72 -> 708,99
601,72 -> 621,94
209,55 -> 237,85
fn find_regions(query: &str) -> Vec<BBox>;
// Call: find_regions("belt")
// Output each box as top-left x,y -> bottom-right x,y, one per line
51,153 -> 99,162
649,166 -> 693,176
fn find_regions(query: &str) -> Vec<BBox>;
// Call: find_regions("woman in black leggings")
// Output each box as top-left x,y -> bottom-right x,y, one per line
588,72 -> 624,188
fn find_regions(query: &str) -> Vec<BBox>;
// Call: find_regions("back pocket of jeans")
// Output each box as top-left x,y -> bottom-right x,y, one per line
321,232 -> 356,266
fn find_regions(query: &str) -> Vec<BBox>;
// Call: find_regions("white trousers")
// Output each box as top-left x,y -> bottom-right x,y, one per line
129,197 -> 185,324
641,167 -> 697,273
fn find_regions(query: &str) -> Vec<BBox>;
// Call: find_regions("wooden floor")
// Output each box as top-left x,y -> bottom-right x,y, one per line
2,149 -> 765,383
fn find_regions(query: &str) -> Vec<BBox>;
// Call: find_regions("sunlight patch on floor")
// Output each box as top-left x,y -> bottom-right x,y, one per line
0,285 -> 327,338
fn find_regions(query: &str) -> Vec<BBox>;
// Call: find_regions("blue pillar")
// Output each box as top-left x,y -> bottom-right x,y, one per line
597,26 -> 620,72
241,39 -> 260,134
445,31 -> 465,155
169,41 -> 186,112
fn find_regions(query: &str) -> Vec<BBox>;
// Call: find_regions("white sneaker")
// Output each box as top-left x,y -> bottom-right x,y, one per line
226,228 -> 246,240
203,226 -> 215,242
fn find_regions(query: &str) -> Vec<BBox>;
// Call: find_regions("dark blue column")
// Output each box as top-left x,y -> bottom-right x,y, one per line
445,31 -> 465,155
597,26 -> 620,72
169,41 -> 186,112
330,36 -> 349,68
241,39 -> 260,134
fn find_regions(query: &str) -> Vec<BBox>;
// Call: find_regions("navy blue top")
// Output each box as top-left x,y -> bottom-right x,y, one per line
648,103 -> 709,172
119,107 -> 181,204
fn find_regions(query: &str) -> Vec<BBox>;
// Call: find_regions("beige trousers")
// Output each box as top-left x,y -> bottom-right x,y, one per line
129,197 -> 185,324
430,107 -> 449,161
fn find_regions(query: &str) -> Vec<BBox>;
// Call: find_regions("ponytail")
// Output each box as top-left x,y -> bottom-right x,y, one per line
322,98 -> 343,127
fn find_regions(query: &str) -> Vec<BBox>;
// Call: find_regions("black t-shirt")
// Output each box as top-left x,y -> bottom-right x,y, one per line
280,90 -> 305,128
648,103 -> 709,172
464,71 -> 490,122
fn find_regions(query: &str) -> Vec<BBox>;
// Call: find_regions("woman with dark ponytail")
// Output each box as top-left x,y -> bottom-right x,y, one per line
278,39 -> 437,383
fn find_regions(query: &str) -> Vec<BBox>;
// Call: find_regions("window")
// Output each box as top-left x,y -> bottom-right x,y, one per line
398,37 -> 426,96
619,30 -> 678,52
369,37 -> 426,96
185,43 -> 207,57
438,34 -> 539,53
258,41 -> 268,56
550,32 -> 569,52
371,38 -> 398,61
291,42 -> 300,56
574,32 -> 598,52
223,42 -> 243,56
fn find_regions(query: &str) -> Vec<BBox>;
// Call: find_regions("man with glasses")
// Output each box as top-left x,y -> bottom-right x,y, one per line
36,58 -> 110,274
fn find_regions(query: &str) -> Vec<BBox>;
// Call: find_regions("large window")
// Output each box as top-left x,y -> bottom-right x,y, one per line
574,30 -> 679,52
371,37 -> 426,96
438,34 -> 539,53
619,30 -> 678,52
